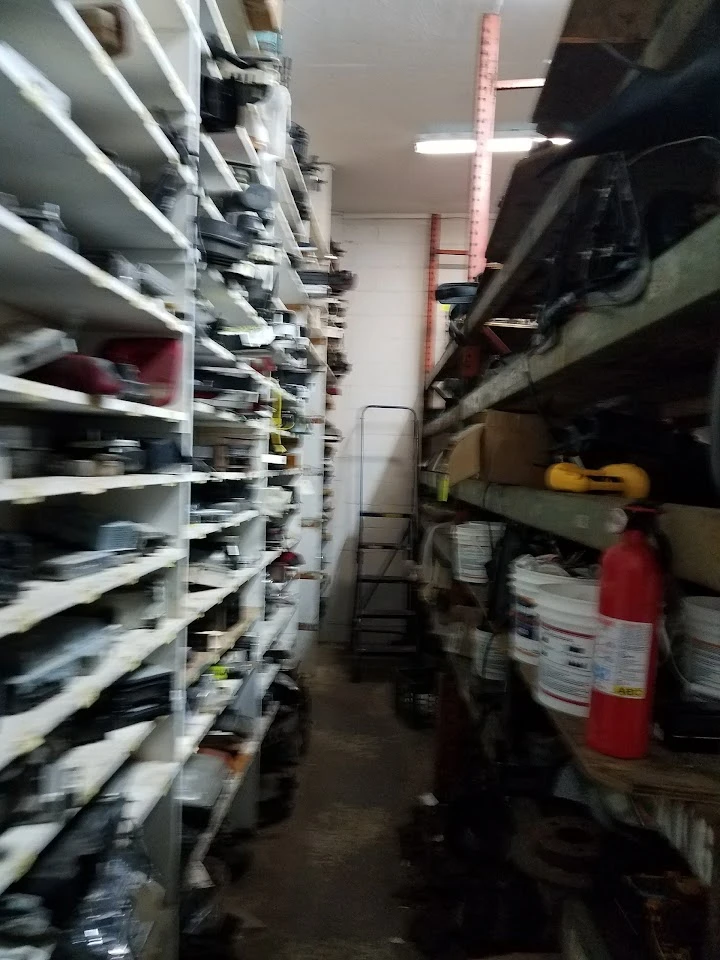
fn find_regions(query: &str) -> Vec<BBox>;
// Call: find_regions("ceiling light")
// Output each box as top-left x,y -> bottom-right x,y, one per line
415,135 -> 572,156
415,138 -> 477,155
495,78 -> 546,90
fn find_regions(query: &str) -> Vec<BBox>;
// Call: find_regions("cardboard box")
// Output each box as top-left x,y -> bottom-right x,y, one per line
443,422 -> 484,486
243,0 -> 282,32
480,411 -> 549,489
429,412 -> 548,496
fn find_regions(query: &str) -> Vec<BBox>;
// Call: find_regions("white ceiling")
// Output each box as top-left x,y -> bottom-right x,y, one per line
283,0 -> 571,214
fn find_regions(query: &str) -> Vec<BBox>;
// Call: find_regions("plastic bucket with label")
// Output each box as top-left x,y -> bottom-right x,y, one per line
471,629 -> 507,682
510,560 -> 571,664
682,596 -> 720,694
535,581 -> 599,717
452,522 -> 504,584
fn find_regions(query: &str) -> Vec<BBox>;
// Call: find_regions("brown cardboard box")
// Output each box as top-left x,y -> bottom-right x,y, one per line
443,423 -> 484,485
480,411 -> 549,489
243,0 -> 282,32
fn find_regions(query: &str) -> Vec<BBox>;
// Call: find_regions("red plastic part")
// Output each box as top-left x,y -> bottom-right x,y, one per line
586,530 -> 664,759
30,355 -> 122,395
101,338 -> 182,406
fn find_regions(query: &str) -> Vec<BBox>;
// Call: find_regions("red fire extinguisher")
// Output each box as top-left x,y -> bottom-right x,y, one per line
586,505 -> 665,759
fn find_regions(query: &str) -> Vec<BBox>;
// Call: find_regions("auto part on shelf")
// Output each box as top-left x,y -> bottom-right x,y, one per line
151,163 -> 184,216
0,327 -> 76,378
0,194 -> 78,250
552,48 -> 720,167
1,616 -> 119,714
27,354 -> 124,396
18,796 -> 125,924
0,534 -> 32,606
179,754 -> 227,827
511,814 -> 602,889
37,549 -> 119,581
289,122 -> 309,164
198,216 -> 251,267
100,338 -> 182,407
95,664 -> 173,728
536,154 -> 649,347
31,504 -> 146,553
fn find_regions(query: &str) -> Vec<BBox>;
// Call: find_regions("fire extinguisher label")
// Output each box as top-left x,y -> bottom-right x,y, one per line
592,616 -> 653,699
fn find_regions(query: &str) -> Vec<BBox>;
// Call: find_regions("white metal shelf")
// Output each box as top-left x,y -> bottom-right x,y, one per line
186,611 -> 260,685
198,0 -> 236,53
198,265 -> 266,327
110,0 -> 196,117
186,702 -> 278,867
276,167 -> 307,239
119,759 -> 180,828
191,470 -> 266,483
2,0 -> 182,177
278,253 -> 309,306
0,374 -> 187,421
0,546 -> 184,641
193,404 -> 294,437
275,204 -> 303,262
186,508 -> 259,540
257,604 -> 296,658
0,472 -> 191,505
213,0 -> 259,52
258,662 -> 280,696
309,202 -> 331,261
0,51 -> 187,251
283,143 -> 308,201
199,133 -> 241,196
180,678 -> 243,760
0,720 -> 157,897
141,0 -> 198,33
0,618 -> 183,777
209,126 -> 270,185
0,206 -> 186,334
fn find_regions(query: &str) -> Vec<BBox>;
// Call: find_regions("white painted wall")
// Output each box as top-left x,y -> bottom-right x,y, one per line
322,215 -> 467,641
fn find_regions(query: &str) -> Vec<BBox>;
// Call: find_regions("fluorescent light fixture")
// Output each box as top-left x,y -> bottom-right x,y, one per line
415,138 -> 477,155
489,137 -> 537,153
415,135 -> 572,156
495,78 -> 546,90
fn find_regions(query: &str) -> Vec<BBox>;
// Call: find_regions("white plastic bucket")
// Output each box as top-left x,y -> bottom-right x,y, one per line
472,629 -> 507,681
535,581 -> 599,717
452,522 -> 504,584
682,597 -> 720,693
510,561 -> 571,664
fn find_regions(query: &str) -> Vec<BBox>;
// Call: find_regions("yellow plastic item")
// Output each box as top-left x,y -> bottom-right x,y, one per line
545,462 -> 650,498
271,394 -> 286,454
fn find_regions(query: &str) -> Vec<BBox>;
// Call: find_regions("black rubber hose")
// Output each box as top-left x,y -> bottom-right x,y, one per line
711,345 -> 720,495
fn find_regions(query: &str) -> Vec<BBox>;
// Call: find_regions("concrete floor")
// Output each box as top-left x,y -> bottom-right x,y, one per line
235,648 -> 432,960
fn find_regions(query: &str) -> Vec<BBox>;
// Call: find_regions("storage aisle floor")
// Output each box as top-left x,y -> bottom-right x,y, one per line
234,647 -> 432,960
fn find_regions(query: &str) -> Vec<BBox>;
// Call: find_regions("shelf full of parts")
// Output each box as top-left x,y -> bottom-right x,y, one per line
415,1 -> 720,959
0,0 -> 320,958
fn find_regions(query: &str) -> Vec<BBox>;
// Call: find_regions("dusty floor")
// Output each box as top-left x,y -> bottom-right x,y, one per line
236,647 -> 432,960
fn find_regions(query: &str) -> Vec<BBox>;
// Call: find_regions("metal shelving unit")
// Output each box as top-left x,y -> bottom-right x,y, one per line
0,0 -> 330,951
420,0 -> 720,941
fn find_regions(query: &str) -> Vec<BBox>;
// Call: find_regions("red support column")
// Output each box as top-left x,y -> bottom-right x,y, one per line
468,13 -> 500,280
424,213 -> 441,375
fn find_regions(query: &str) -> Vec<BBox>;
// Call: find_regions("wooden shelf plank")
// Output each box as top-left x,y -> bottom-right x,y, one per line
425,0 -> 716,391
424,210 -> 720,436
516,661 -> 720,805
421,474 -> 720,593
